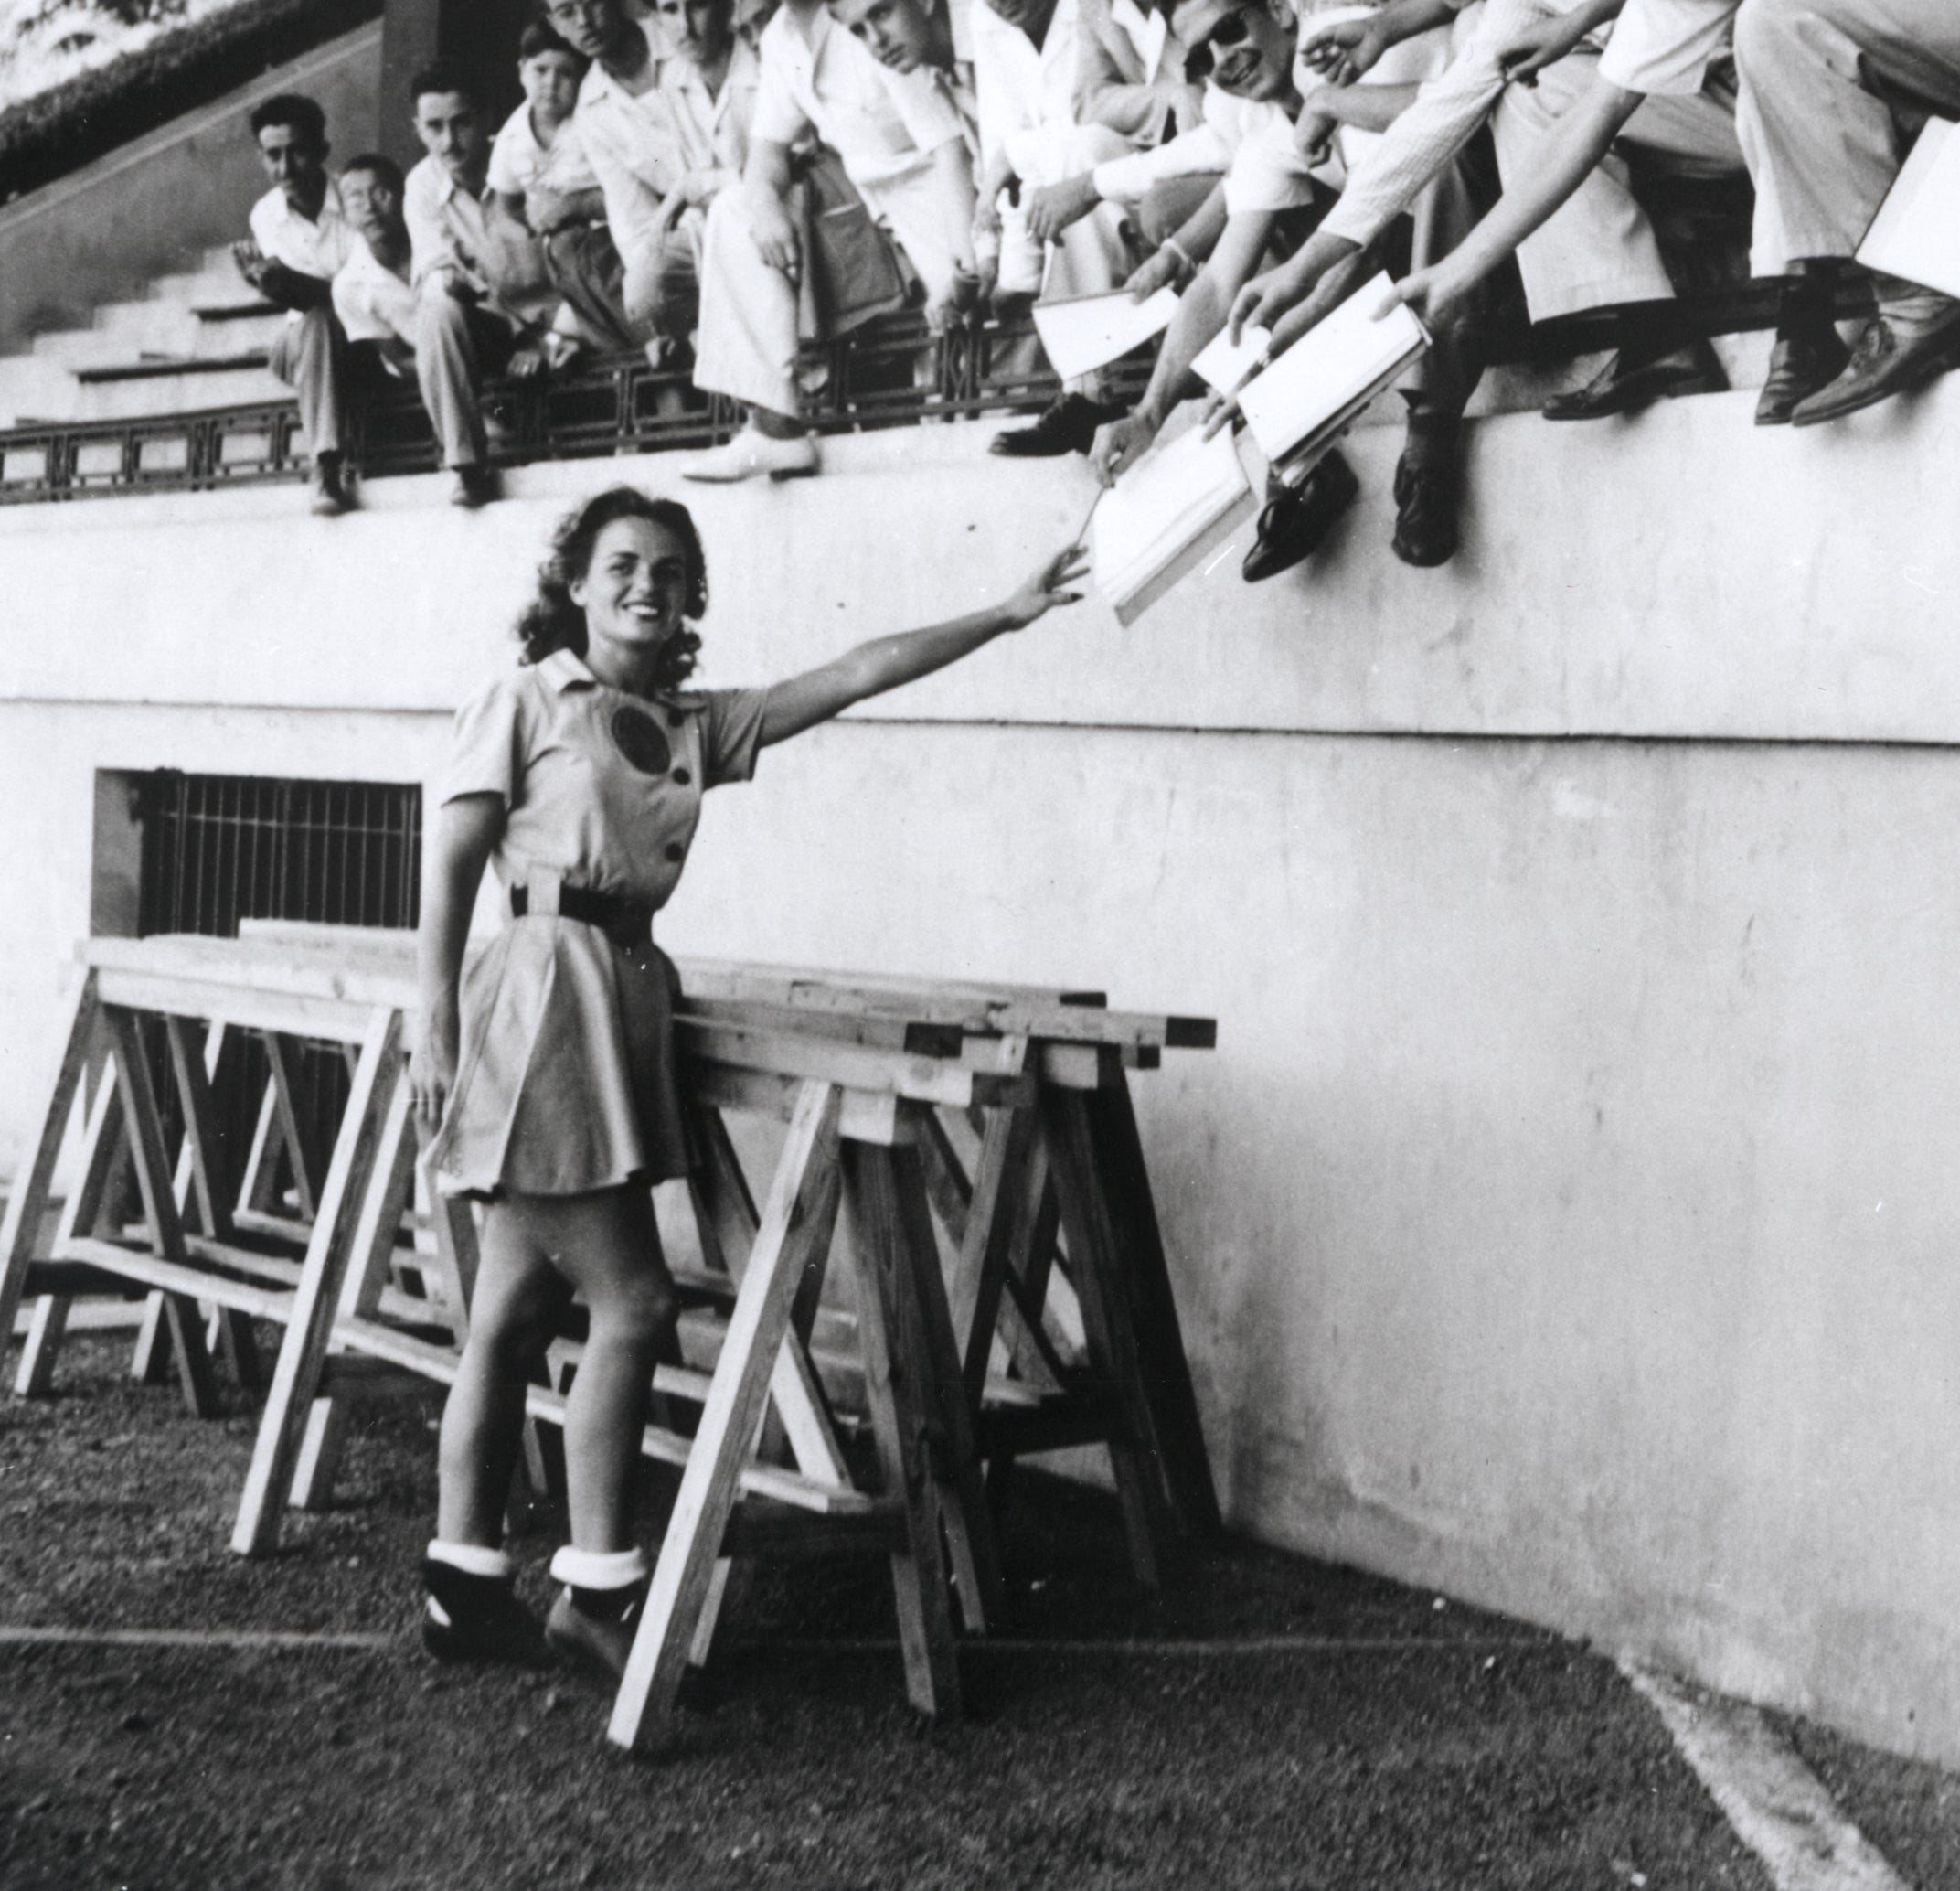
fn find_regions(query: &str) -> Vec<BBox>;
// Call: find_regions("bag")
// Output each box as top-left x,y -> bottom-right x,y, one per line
797,147 -> 911,337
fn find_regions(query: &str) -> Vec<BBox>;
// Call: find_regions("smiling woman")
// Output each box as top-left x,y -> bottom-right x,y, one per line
408,485 -> 1087,1679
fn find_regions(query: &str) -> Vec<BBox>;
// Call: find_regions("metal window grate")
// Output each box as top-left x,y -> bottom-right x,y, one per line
133,772 -> 421,1198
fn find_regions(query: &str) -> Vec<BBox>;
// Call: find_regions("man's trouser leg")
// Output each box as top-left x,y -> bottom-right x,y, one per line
1734,0 -> 1960,272
621,230 -> 702,353
268,306 -> 348,460
1493,49 -> 1742,320
542,222 -> 644,352
693,189 -> 805,417
413,294 -> 515,470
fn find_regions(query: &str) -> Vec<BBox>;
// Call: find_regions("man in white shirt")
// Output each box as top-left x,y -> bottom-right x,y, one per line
1381,0 -> 1960,423
232,93 -> 359,515
405,66 -> 536,506
683,0 -> 980,480
969,0 -> 1141,455
657,0 -> 765,262
332,154 -> 422,370
546,0 -> 701,353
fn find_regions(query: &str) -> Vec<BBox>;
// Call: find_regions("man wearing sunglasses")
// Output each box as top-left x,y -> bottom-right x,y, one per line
1086,0 -> 1366,582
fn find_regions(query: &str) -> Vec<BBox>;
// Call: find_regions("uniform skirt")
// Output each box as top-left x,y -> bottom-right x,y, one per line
428,915 -> 692,1198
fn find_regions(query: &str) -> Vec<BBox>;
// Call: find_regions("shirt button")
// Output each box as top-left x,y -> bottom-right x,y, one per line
664,841 -> 685,862
672,766 -> 692,786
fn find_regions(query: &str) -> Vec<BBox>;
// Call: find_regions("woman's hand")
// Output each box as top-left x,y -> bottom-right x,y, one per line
410,1000 -> 460,1132
998,542 -> 1090,627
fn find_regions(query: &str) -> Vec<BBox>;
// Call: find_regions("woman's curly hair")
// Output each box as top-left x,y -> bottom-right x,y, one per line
516,487 -> 708,687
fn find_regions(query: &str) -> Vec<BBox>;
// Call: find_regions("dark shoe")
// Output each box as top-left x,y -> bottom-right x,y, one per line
1390,448 -> 1461,568
1241,449 -> 1359,583
451,463 -> 499,508
990,393 -> 1125,458
420,1559 -> 550,1667
1540,338 -> 1727,421
309,454 -> 352,518
545,1587 -> 643,1680
1754,327 -> 1850,425
1791,291 -> 1960,427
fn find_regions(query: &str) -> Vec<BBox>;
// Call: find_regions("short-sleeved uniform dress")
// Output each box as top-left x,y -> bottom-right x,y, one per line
428,646 -> 768,1198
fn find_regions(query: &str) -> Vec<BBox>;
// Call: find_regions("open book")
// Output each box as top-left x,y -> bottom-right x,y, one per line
1192,321 -> 1273,401
1032,288 -> 1179,382
1092,419 -> 1257,627
1858,117 -> 1960,301
1236,273 -> 1427,475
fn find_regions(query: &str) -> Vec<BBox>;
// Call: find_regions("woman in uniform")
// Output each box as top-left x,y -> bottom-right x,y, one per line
409,484 -> 1083,1672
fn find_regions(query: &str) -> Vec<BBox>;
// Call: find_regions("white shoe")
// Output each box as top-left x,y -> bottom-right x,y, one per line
682,425 -> 819,484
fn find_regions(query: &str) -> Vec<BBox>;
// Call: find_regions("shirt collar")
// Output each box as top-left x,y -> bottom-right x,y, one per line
535,649 -> 708,710
583,17 -> 666,106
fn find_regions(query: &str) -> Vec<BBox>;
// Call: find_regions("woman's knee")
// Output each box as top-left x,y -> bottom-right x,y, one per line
588,1273 -> 677,1354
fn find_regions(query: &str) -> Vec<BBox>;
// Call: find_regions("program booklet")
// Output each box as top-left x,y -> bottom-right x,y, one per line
1235,273 -> 1427,474
1091,418 -> 1257,627
1032,288 -> 1179,382
1858,117 -> 1960,302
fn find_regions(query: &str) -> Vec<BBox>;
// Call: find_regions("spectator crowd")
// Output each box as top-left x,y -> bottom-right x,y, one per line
237,0 -> 1959,578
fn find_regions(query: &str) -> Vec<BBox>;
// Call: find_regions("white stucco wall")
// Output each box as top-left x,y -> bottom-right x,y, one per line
4,385 -> 1959,1765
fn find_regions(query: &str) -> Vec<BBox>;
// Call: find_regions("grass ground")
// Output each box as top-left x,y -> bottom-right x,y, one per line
0,1331 -> 1946,1889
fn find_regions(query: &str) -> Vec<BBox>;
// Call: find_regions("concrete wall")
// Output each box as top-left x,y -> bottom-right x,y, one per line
0,23 -> 383,351
4,384 -> 1960,1768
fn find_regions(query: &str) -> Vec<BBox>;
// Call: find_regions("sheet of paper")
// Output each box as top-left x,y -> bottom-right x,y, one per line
1859,116 -> 1960,302
1192,323 -> 1271,400
1236,272 -> 1425,465
1092,421 -> 1253,625
1032,288 -> 1179,382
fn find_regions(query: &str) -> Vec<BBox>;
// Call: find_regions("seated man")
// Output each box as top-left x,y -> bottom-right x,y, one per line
657,0 -> 765,262
683,0 -> 981,480
405,65 -> 540,506
232,92 -> 359,516
1734,0 -> 1960,422
332,154 -> 422,377
486,18 -> 634,357
546,0 -> 701,357
970,0 -> 1143,456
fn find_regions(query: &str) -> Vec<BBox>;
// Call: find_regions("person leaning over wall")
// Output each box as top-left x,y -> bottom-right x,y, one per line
232,92 -> 360,517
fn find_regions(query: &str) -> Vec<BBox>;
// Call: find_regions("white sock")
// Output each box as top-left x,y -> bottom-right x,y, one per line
549,1545 -> 648,1590
426,1539 -> 512,1581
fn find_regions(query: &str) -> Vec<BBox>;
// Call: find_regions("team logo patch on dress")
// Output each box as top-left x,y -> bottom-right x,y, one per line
610,705 -> 674,776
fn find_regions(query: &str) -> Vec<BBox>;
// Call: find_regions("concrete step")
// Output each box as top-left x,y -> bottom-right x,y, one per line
189,309 -> 290,359
91,298 -> 204,358
73,363 -> 288,422
0,355 -> 82,428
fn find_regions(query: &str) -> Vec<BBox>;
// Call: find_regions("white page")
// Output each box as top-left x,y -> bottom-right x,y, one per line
1032,288 -> 1179,382
1236,273 -> 1425,464
1859,117 -> 1960,303
1193,323 -> 1271,400
1092,422 -> 1250,611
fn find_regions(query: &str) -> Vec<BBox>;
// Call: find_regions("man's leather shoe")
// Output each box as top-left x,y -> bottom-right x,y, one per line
683,424 -> 820,482
1790,290 -> 1960,427
451,464 -> 499,508
1754,327 -> 1850,425
990,393 -> 1125,457
1390,449 -> 1460,567
1241,449 -> 1358,583
1540,337 -> 1727,421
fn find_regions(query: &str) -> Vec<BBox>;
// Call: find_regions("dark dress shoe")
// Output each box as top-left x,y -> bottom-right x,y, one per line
1790,294 -> 1960,427
1754,327 -> 1850,425
1541,337 -> 1727,421
1390,450 -> 1460,567
1241,449 -> 1358,583
991,393 -> 1126,457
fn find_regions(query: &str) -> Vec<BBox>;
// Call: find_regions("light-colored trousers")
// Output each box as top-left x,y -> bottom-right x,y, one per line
267,306 -> 347,459
1320,0 -> 1742,322
694,163 -> 966,418
1733,0 -> 1960,273
996,123 -> 1135,299
412,293 -> 517,470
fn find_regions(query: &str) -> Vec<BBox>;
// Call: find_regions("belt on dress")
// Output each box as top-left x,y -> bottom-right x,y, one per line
510,882 -> 655,946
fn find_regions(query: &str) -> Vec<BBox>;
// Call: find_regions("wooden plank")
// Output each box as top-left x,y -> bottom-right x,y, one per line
261,1035 -> 319,1223
105,1008 -> 219,1419
953,1107 -> 1039,1406
165,1017 -> 236,1241
16,1044 -> 125,1396
842,1140 -> 961,1723
607,1080 -> 845,1752
93,967 -> 373,1045
679,995 -> 968,1061
891,1138 -> 1005,1635
685,1060 -> 907,1145
676,1017 -> 1025,1111
0,969 -> 99,1363
238,1082 -> 285,1222
230,1005 -> 401,1556
54,1236 -> 292,1322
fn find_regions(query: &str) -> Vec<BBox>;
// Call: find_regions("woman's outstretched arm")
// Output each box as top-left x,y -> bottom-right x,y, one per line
757,542 -> 1089,748
410,793 -> 503,1127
